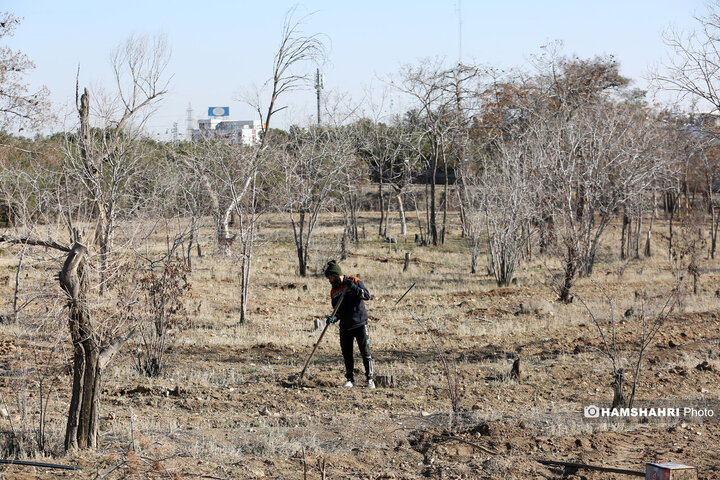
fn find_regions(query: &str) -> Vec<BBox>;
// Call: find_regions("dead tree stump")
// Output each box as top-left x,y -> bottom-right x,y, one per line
509,358 -> 521,380
340,229 -> 348,261
375,375 -> 395,388
611,369 -> 626,408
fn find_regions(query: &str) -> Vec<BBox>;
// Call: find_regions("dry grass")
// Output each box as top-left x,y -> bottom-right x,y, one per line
0,212 -> 719,477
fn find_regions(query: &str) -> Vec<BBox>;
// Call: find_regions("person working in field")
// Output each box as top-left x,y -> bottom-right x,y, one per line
323,260 -> 375,388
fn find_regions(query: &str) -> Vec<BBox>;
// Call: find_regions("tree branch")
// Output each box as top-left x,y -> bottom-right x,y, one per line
0,235 -> 71,252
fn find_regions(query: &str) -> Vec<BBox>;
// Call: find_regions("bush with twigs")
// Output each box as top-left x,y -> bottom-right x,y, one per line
133,258 -> 191,377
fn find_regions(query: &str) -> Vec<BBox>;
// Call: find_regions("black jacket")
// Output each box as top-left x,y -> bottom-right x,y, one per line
330,276 -> 370,331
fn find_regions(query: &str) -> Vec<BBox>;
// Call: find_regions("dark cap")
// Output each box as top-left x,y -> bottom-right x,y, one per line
323,260 -> 342,277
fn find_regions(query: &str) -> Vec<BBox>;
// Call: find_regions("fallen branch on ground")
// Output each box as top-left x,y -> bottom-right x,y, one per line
430,431 -> 499,456
0,459 -> 82,471
536,459 -> 644,476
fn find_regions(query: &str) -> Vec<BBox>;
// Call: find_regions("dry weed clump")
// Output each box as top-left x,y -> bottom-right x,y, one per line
133,257 -> 191,377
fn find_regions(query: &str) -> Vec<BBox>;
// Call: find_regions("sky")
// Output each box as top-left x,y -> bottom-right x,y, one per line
3,0 -> 710,139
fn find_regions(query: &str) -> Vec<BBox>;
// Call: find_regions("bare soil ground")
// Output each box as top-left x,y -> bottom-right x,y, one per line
0,214 -> 719,479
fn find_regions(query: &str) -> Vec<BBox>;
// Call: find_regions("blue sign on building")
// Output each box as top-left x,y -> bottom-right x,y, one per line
208,107 -> 230,117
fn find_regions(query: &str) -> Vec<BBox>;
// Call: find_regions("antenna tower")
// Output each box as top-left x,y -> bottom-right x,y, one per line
315,68 -> 324,125
458,0 -> 463,63
185,103 -> 194,140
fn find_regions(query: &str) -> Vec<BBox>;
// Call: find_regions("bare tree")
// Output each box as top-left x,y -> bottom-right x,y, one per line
700,143 -> 720,259
394,61 -> 478,246
132,256 -> 190,377
654,2 -> 720,115
462,139 -> 536,285
521,55 -> 670,301
174,7 -> 326,322
667,114 -> 720,259
243,6 -> 326,145
338,152 -> 364,245
0,144 -> 63,325
172,137 -> 266,324
33,34 -> 171,451
279,126 -> 352,276
0,228 -> 137,451
354,117 -> 417,238
64,34 -> 170,294
459,70 -> 540,279
148,147 -> 208,270
578,287 -> 679,409
463,54 -> 672,298
0,138 -> 60,231
653,3 -> 720,259
383,120 -> 417,238
0,12 -> 51,133
175,140 -> 248,253
212,6 -> 328,316
176,7 -> 325,321
413,315 -> 462,414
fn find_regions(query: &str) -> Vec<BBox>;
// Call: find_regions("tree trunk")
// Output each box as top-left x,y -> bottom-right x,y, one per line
538,213 -> 553,255
341,227 -> 348,261
415,201 -> 426,246
60,240 -> 101,451
397,193 -> 407,236
291,211 -> 307,276
525,220 -> 532,261
217,200 -> 238,255
290,201 -> 323,278
559,245 -> 577,303
470,236 -> 479,274
239,236 -> 253,325
441,154 -> 449,245
186,217 -> 196,272
457,188 -> 468,238
710,203 -> 719,259
383,190 -> 391,238
626,215 -> 633,260
351,193 -> 359,242
620,212 -> 629,260
634,209 -> 642,258
343,193 -> 359,244
611,369 -> 626,409
78,88 -> 111,297
668,212 -> 674,262
429,156 -> 438,246
12,246 -> 25,321
238,172 -> 260,324
378,181 -> 385,237
424,182 -> 431,242
538,220 -> 547,255
645,192 -> 655,257
98,236 -> 109,296
510,358 -> 521,380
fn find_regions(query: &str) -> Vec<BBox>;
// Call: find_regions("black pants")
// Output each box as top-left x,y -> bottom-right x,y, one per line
339,325 -> 373,382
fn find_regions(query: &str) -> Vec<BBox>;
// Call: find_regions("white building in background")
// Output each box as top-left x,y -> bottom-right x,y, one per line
191,118 -> 263,145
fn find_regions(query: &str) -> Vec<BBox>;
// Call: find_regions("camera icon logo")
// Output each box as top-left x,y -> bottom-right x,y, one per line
584,405 -> 600,418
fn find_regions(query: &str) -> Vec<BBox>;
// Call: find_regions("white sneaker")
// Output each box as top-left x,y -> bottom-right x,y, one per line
341,380 -> 354,387
367,379 -> 376,389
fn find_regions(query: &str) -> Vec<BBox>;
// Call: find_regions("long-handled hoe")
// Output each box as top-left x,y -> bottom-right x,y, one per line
395,282 -> 416,306
296,290 -> 347,387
